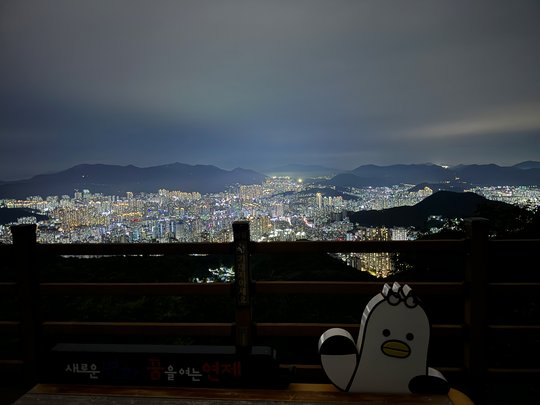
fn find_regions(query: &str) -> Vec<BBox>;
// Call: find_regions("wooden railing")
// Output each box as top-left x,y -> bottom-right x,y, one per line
1,218 -> 539,401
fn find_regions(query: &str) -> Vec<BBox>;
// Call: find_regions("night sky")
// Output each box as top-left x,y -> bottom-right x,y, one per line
1,0 -> 540,181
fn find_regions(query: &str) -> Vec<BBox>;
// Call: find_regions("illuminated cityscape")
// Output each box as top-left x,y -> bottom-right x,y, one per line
2,178 -> 539,277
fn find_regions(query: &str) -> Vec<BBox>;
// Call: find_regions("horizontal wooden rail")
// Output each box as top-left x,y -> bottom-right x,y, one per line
34,242 -> 233,256
489,282 -> 540,292
250,239 -> 467,254
0,321 -> 19,336
40,282 -> 232,296
487,368 -> 540,375
0,238 -> 536,257
0,359 -> 24,372
255,281 -> 465,295
38,321 -> 464,339
488,325 -> 540,332
12,281 -> 466,297
2,239 -> 468,255
488,239 -> 540,252
254,323 -> 464,338
42,321 -> 234,337
0,282 -> 17,295
0,238 -> 535,256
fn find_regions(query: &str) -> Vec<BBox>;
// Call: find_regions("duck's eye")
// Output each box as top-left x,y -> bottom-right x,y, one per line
406,333 -> 414,341
382,329 -> 391,337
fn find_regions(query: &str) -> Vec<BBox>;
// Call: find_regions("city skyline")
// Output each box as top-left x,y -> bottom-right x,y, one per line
2,1 -> 540,180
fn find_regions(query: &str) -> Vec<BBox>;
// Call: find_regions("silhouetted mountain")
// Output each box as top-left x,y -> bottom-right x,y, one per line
451,164 -> 540,185
0,208 -> 48,225
348,191 -> 512,229
513,161 -> 540,170
328,164 -> 451,187
350,164 -> 451,185
0,163 -> 267,198
3,161 -> 539,199
328,163 -> 540,188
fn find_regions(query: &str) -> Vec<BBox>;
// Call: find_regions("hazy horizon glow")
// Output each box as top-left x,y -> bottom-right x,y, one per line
1,0 -> 540,181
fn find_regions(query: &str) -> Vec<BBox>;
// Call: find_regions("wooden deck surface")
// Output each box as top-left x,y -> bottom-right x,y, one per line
12,384 -> 462,404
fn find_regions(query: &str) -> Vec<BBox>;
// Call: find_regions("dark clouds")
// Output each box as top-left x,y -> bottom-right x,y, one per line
1,0 -> 540,180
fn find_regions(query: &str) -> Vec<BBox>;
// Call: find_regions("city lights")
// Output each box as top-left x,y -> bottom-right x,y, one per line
1,180 -> 539,277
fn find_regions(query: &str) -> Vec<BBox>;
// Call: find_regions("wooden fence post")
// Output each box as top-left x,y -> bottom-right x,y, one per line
464,217 -> 489,399
10,224 -> 40,386
232,221 -> 253,353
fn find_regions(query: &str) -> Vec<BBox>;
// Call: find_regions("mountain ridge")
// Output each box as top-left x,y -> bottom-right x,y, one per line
347,190 -> 515,229
0,163 -> 267,198
1,161 -> 539,198
330,162 -> 540,188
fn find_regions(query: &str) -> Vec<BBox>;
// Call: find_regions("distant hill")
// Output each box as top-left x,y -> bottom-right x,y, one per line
0,163 -> 267,198
347,191 -> 513,229
2,161 -> 539,199
451,164 -> 540,185
350,164 -> 451,185
328,163 -> 540,188
513,161 -> 540,170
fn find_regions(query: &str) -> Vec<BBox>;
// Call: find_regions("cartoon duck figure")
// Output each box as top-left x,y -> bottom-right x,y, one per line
318,282 -> 448,394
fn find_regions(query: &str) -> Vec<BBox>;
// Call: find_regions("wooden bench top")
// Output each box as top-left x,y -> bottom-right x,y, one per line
12,383 -> 468,404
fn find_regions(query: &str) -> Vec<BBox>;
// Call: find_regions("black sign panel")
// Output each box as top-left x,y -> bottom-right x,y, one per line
47,344 -> 288,388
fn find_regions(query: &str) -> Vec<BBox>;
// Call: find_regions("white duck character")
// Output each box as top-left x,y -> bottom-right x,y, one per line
318,282 -> 448,394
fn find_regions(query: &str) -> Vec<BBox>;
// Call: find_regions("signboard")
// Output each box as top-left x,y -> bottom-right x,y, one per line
47,344 -> 287,388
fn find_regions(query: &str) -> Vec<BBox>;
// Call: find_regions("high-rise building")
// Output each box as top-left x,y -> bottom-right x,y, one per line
391,227 -> 409,241
352,227 -> 393,277
316,192 -> 323,209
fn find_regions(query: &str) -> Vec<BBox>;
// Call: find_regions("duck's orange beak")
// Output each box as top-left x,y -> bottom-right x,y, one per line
381,340 -> 411,358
